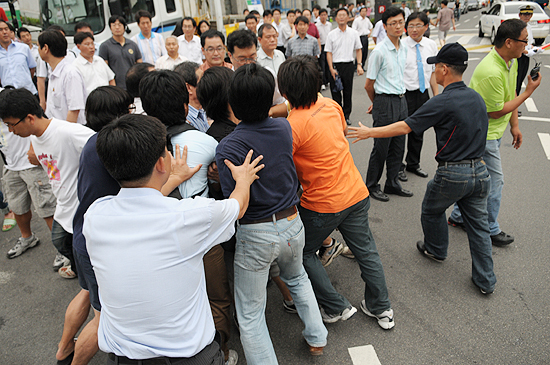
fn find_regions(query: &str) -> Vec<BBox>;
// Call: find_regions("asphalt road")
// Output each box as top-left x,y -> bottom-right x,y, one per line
1,8 -> 550,364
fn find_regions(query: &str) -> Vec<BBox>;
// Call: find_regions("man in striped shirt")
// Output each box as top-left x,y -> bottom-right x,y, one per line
131,10 -> 166,65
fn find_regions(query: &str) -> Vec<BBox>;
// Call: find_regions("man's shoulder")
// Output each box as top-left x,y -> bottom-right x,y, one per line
125,38 -> 139,49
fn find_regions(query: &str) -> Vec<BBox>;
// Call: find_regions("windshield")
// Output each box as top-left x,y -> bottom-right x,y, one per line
505,3 -> 545,15
40,0 -> 106,36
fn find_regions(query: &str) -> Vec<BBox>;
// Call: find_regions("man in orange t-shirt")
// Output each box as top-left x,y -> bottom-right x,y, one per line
278,55 -> 394,330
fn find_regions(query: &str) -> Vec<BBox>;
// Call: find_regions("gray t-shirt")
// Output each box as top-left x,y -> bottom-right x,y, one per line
98,37 -> 142,90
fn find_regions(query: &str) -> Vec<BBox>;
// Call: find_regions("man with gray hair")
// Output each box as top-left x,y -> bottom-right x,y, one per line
155,36 -> 188,70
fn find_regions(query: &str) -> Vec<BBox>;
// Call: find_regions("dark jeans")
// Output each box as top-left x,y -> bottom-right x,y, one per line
319,45 -> 330,85
422,161 -> 496,292
401,89 -> 430,171
516,54 -> 529,97
52,220 -> 75,271
299,197 -> 391,315
329,61 -> 355,120
366,94 -> 408,192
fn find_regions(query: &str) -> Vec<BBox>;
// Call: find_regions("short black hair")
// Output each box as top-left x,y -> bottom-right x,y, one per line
295,16 -> 309,25
441,0 -> 448,5
197,20 -> 210,36
227,29 -> 257,54
109,15 -> 127,28
200,29 -> 225,48
182,17 -> 197,28
406,11 -> 429,28
38,30 -> 67,58
6,22 -> 14,32
250,10 -> 260,16
174,61 -> 201,87
272,8 -> 281,14
495,19 -> 526,48
196,66 -> 233,122
46,24 -> 66,36
135,10 -> 152,24
74,21 -> 92,33
74,31 -> 94,45
263,10 -> 272,17
85,86 -> 132,132
139,70 -> 189,127
278,55 -> 319,108
17,27 -> 30,38
258,23 -> 275,38
336,7 -> 349,16
313,5 -> 321,11
243,8 -> 249,14
319,8 -> 328,15
96,114 -> 167,185
230,63 -> 274,124
444,63 -> 468,76
0,88 -> 44,120
245,13 -> 258,24
295,9 -> 301,13
125,63 -> 154,98
382,6 -> 405,25
287,10 -> 296,16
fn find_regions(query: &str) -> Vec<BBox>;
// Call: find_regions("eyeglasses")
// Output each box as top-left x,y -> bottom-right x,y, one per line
510,38 -> 528,44
387,20 -> 405,27
205,46 -> 225,54
235,56 -> 257,64
4,115 -> 26,128
408,24 -> 426,29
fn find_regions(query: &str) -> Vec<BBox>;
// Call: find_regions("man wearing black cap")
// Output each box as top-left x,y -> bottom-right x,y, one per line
348,43 -> 497,295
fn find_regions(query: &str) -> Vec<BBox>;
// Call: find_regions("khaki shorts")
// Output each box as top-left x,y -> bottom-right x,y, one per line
1,166 -> 56,218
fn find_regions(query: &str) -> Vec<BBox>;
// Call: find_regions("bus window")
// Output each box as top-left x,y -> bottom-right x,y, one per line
40,0 -> 106,35
165,0 -> 176,13
118,0 -> 155,23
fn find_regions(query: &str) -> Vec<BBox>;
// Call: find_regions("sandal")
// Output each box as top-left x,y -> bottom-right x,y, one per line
2,217 -> 16,232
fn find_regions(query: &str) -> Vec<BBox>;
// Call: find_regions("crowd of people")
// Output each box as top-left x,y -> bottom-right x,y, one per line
0,3 -> 542,365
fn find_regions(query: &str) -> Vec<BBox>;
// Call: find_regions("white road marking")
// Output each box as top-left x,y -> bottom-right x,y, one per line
544,65 -> 550,69
349,345 -> 382,365
457,35 -> 474,44
464,18 -> 471,23
537,133 -> 550,160
521,81 -> 526,89
475,24 -> 479,28
519,116 -> 550,122
469,57 -> 480,61
525,98 -> 538,112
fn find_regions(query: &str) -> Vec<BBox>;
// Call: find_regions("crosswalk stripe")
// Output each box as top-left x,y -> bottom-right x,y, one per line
464,18 -> 471,23
457,35 -> 474,44
348,345 -> 382,365
537,133 -> 550,160
519,116 -> 550,122
525,98 -> 538,112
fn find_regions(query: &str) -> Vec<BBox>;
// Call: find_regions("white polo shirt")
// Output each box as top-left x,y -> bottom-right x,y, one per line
325,26 -> 362,63
371,20 -> 387,44
73,54 -> 115,95
403,36 -> 438,92
257,47 -> 285,75
177,35 -> 203,65
155,53 -> 188,70
352,16 -> 373,36
84,188 -> 240,359
316,21 -> 333,46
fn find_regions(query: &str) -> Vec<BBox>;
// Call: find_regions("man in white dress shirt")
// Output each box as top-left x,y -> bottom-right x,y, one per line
399,11 -> 438,182
352,6 -> 373,69
257,24 -> 285,75
85,113 -> 262,364
371,19 -> 387,44
131,10 -> 166,65
155,36 -> 188,70
316,9 -> 333,89
178,17 -> 203,64
73,32 -> 116,95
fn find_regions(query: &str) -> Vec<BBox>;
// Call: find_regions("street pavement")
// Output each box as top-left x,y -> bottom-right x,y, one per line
1,9 -> 550,364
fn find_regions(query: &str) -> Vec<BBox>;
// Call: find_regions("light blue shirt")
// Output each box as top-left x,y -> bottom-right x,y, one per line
131,32 -> 166,64
171,129 -> 218,198
0,41 -> 37,94
84,188 -> 240,359
366,37 -> 407,95
186,105 -> 209,133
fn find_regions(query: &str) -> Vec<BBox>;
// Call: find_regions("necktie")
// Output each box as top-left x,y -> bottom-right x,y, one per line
416,44 -> 426,93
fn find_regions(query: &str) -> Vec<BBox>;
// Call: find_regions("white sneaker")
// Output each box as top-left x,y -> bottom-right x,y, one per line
321,84 -> 327,91
225,349 -> 238,365
360,300 -> 394,330
53,253 -> 70,271
318,239 -> 344,267
341,245 -> 355,259
320,305 -> 357,323
6,235 -> 40,259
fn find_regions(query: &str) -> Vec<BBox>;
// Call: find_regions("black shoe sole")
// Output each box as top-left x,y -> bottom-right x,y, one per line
416,241 -> 445,262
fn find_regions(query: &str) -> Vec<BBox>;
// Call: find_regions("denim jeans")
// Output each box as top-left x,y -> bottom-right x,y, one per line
234,213 -> 327,365
299,197 -> 391,316
422,161 -> 496,292
450,139 -> 503,236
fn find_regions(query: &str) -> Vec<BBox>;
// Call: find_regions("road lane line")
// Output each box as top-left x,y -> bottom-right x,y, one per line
464,18 -> 471,23
519,116 -> 550,122
348,345 -> 382,365
544,65 -> 550,69
457,35 -> 474,44
537,133 -> 550,160
525,98 -> 538,112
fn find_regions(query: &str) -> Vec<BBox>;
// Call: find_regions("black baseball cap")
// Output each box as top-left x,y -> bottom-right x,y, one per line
426,43 -> 468,66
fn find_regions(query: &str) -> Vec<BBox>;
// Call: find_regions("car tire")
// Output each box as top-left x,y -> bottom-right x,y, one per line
534,38 -> 544,46
490,27 -> 496,45
478,22 -> 484,37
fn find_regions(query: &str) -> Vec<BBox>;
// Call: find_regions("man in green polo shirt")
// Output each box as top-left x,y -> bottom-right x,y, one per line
449,19 -> 541,246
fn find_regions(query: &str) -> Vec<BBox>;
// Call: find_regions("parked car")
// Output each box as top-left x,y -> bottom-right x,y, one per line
479,1 -> 550,45
467,0 -> 481,10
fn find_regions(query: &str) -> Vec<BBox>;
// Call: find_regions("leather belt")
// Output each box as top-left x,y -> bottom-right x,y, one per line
438,157 -> 483,167
239,206 -> 297,225
376,93 -> 405,98
108,353 -> 185,364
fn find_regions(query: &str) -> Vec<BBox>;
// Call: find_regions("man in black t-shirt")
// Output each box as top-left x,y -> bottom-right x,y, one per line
348,43 -> 496,295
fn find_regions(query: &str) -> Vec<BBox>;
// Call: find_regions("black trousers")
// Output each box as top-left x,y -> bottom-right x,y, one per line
516,54 -> 530,97
401,89 -> 430,171
329,61 -> 355,120
359,35 -> 369,68
319,44 -> 330,85
366,94 -> 408,192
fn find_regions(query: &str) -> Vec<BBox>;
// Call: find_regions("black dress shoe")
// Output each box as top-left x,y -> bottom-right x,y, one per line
416,241 -> 445,262
383,186 -> 414,197
398,170 -> 408,182
406,167 -> 429,178
491,231 -> 514,246
370,189 -> 389,202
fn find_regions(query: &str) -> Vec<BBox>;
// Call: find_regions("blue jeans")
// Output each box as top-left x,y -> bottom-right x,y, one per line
299,197 -> 391,316
234,212 -> 327,365
422,161 -> 496,292
450,139 -> 503,236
